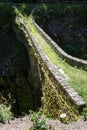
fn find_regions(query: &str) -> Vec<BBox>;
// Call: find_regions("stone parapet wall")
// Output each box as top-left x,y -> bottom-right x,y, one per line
16,16 -> 86,120
32,18 -> 87,70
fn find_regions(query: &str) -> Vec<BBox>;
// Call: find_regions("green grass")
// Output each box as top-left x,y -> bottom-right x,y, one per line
24,16 -> 87,103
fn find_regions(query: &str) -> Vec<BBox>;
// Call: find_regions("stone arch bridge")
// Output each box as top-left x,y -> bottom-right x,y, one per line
13,11 -> 86,119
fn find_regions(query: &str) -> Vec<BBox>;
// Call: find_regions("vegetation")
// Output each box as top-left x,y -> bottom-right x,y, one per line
0,3 -> 16,25
82,107 -> 87,121
17,4 -> 36,16
29,109 -> 52,130
61,126 -> 67,130
0,104 -> 12,123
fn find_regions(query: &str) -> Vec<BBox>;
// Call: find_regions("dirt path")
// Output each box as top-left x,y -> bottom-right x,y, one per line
0,116 -> 87,130
47,119 -> 87,130
0,116 -> 32,130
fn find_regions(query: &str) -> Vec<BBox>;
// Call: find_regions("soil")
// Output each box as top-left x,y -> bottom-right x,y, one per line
0,116 -> 87,130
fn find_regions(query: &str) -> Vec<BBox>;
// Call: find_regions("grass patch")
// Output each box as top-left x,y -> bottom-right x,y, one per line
29,109 -> 52,130
24,16 -> 87,103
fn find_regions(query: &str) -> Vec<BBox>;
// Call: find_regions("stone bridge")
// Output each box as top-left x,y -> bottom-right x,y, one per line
13,10 -> 86,120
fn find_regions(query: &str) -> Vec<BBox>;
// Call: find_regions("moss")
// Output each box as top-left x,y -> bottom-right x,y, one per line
29,49 -> 79,122
41,66 -> 78,122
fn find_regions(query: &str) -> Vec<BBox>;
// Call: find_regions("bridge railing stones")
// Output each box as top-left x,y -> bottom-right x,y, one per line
31,17 -> 87,71
16,16 -> 86,116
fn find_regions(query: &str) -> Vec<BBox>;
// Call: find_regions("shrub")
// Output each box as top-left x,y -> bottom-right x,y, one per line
0,104 -> 12,123
82,107 -> 87,121
29,109 -> 52,130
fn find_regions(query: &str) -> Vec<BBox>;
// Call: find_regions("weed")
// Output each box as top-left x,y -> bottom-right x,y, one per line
61,126 -> 67,130
82,107 -> 87,121
0,104 -> 12,123
29,109 -> 52,130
